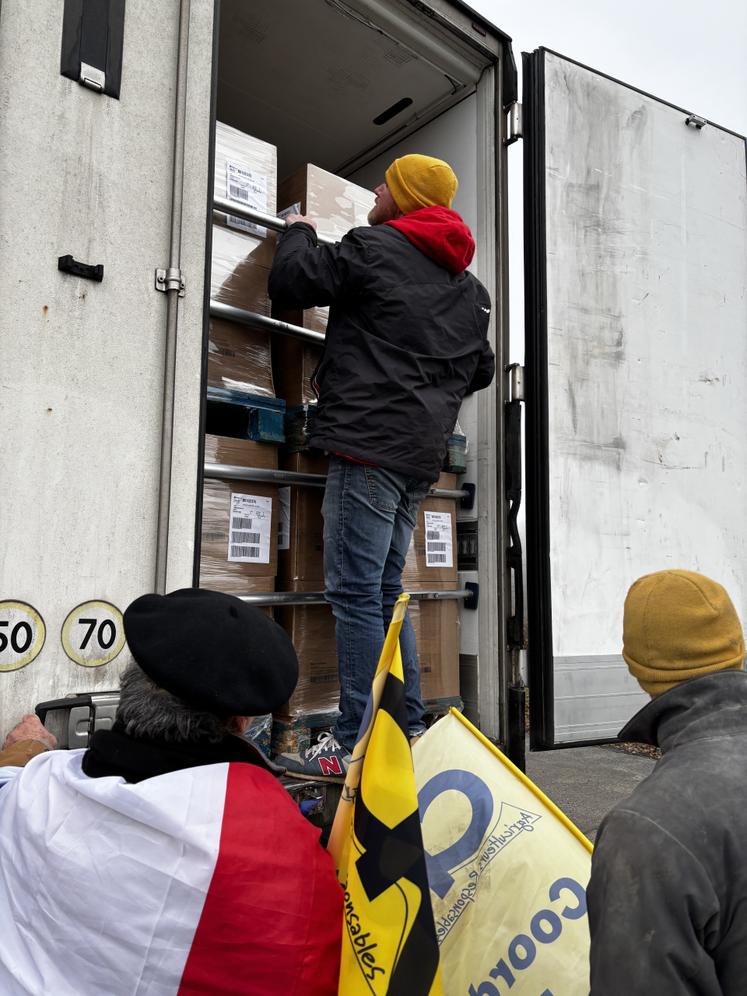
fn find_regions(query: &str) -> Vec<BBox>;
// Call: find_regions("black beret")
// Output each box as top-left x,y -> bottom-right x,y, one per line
123,588 -> 298,716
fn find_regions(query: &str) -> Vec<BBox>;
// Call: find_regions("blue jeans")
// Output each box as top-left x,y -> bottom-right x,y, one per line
323,456 -> 430,750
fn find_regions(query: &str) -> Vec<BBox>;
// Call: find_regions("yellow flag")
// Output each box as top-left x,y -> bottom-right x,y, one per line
414,710 -> 592,995
329,595 -> 443,995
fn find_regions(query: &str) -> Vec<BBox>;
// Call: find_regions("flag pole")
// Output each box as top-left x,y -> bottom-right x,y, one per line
327,593 -> 410,868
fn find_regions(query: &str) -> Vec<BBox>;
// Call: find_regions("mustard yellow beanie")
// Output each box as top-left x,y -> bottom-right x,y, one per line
385,154 -> 458,214
623,569 -> 745,696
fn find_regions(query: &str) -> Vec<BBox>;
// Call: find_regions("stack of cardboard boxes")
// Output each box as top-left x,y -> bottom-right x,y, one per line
201,123 -> 281,597
404,473 -> 461,702
200,122 -> 463,739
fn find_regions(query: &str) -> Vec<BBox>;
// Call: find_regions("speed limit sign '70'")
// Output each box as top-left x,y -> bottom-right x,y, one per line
61,601 -> 126,668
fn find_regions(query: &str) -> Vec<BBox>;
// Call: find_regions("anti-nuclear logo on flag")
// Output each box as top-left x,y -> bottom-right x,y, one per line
414,711 -> 592,995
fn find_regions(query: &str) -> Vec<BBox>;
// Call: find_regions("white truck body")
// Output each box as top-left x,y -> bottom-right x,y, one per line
0,1 -> 744,752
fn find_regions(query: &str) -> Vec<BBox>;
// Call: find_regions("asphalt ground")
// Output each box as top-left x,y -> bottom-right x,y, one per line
525,745 -> 656,843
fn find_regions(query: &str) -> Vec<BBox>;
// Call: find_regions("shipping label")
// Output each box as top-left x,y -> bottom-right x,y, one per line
424,511 -> 453,568
225,162 -> 268,236
228,493 -> 272,564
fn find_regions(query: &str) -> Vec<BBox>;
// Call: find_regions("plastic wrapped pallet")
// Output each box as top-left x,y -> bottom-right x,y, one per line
275,597 -> 339,718
214,122 -> 277,241
207,318 -> 275,398
408,589 -> 461,702
212,123 -> 277,313
210,124 -> 277,405
203,434 -> 278,469
210,225 -> 275,316
199,435 -> 278,594
402,473 -> 459,585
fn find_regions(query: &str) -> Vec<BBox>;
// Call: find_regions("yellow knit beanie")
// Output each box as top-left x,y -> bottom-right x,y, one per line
385,154 -> 458,214
623,569 -> 745,696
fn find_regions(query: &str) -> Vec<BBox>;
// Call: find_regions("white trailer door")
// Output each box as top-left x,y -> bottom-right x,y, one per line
523,49 -> 747,747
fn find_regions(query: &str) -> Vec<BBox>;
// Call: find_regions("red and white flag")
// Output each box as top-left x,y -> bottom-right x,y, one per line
0,750 -> 342,995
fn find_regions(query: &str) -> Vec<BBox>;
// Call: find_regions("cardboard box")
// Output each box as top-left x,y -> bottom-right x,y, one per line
408,591 -> 460,701
276,599 -> 338,717
203,434 -> 278,470
277,162 -> 373,246
275,163 -> 374,335
402,474 -> 459,585
210,224 -> 274,317
214,122 -> 277,239
212,124 -> 277,320
207,318 -> 275,398
200,479 -> 278,590
278,485 -> 325,587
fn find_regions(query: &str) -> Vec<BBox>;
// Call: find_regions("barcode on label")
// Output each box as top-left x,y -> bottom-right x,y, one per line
229,183 -> 249,201
230,545 -> 260,559
428,554 -> 447,564
232,516 -> 254,529
233,531 -> 261,544
426,530 -> 441,540
427,542 -> 447,552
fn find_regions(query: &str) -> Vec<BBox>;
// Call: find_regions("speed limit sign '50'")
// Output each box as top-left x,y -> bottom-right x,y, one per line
61,600 -> 126,668
0,601 -> 46,672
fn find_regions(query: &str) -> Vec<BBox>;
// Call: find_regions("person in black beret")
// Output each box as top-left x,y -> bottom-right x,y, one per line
0,588 -> 342,995
82,587 -> 301,780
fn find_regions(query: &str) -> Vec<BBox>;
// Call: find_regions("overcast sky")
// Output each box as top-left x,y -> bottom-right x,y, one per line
471,0 -> 747,136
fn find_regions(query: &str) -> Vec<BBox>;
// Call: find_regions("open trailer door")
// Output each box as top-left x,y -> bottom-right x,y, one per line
522,48 -> 747,748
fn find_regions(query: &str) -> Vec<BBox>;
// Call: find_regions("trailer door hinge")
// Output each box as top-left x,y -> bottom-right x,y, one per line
505,102 -> 522,145
685,113 -> 707,130
508,362 -> 525,402
155,267 -> 185,297
79,62 -> 105,93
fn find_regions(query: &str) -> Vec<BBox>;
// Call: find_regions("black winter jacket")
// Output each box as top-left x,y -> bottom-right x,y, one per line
588,671 -> 747,995
268,215 -> 494,483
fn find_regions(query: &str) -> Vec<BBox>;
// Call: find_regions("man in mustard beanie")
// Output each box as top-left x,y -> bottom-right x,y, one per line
588,569 -> 747,995
269,155 -> 494,778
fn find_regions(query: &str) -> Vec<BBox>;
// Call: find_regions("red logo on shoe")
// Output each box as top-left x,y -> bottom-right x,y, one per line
318,755 -> 343,776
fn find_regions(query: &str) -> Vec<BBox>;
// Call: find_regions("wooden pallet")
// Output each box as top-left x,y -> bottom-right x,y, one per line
206,387 -> 286,444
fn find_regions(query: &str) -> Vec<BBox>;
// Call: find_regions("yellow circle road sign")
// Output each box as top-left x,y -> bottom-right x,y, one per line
61,601 -> 126,668
0,601 -> 46,672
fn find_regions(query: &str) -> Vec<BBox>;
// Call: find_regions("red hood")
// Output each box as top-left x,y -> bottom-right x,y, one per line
385,205 -> 475,274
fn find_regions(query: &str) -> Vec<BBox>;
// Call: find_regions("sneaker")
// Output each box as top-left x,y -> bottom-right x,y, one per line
277,731 -> 351,782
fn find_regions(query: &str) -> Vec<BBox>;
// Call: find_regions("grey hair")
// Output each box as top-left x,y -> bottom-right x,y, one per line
116,662 -> 235,743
